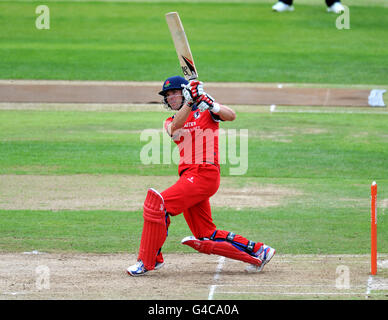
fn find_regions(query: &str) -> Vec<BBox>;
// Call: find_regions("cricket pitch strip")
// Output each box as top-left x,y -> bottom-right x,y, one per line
0,252 -> 387,300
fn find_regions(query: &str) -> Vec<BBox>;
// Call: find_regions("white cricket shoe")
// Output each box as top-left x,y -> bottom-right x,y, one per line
327,2 -> 345,14
126,259 -> 164,276
245,244 -> 276,272
272,1 -> 294,12
127,260 -> 148,276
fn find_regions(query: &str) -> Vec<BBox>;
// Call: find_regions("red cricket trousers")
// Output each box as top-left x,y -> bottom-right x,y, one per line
138,163 -> 263,269
161,163 -> 220,239
161,163 -> 263,253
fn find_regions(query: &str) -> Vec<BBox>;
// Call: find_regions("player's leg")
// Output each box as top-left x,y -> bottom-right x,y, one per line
272,0 -> 294,12
155,249 -> 165,270
161,164 -> 220,216
326,0 -> 345,13
326,0 -> 342,7
127,165 -> 220,276
127,188 -> 170,276
279,0 -> 293,4
182,198 -> 216,240
127,165 -> 221,276
204,229 -> 276,272
182,201 -> 275,270
206,230 -> 264,256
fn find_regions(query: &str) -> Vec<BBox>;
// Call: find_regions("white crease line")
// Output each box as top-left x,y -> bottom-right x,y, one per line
215,284 -> 366,288
365,275 -> 374,299
364,275 -> 388,299
208,256 -> 225,300
274,110 -> 388,115
219,291 -> 365,296
2,292 -> 28,296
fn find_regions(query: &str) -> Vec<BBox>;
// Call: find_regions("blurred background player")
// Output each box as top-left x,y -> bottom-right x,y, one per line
272,0 -> 345,13
127,76 -> 276,276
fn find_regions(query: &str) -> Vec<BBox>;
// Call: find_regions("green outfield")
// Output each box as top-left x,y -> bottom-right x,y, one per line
0,107 -> 387,255
1,0 -> 388,84
0,109 -> 388,179
0,0 -> 387,300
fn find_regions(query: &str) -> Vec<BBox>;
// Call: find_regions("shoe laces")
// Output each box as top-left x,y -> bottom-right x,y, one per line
256,246 -> 269,261
135,260 -> 145,270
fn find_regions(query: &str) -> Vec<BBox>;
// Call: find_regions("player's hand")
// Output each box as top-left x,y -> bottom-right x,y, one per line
197,93 -> 216,112
182,80 -> 203,108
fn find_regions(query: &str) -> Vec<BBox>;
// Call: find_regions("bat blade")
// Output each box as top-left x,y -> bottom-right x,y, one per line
165,12 -> 198,80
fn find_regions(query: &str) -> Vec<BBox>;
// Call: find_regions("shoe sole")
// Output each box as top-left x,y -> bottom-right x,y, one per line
181,236 -> 197,244
327,9 -> 344,14
126,262 -> 164,277
272,7 -> 294,12
126,269 -> 147,277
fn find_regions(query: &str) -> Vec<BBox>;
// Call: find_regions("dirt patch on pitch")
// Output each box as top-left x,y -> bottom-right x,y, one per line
211,179 -> 302,209
0,175 -> 301,211
0,252 -> 383,300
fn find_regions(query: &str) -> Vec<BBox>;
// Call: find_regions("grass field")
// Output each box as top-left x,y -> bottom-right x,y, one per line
0,106 -> 387,256
0,0 -> 387,300
1,0 -> 388,84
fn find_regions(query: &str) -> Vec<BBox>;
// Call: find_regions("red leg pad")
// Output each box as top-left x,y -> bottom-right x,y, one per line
138,188 -> 167,271
213,230 -> 263,253
182,238 -> 262,266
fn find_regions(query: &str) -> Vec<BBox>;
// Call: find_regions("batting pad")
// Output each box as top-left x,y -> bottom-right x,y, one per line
138,188 -> 168,271
182,236 -> 262,266
211,230 -> 263,254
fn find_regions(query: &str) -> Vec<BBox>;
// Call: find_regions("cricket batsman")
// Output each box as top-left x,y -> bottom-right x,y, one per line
127,76 -> 276,276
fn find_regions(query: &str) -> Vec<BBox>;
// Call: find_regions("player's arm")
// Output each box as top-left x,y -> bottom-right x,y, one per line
166,80 -> 204,137
197,93 -> 236,122
212,104 -> 236,122
166,103 -> 192,138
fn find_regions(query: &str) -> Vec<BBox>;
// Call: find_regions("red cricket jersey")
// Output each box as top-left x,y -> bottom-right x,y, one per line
164,108 -> 222,175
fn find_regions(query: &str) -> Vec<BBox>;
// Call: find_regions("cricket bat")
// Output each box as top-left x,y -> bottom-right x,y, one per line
165,12 -> 198,81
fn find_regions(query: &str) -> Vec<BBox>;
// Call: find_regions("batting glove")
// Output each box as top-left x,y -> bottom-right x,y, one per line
182,80 -> 203,108
197,93 -> 220,113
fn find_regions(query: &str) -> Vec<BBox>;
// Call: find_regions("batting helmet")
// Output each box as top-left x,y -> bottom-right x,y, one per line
159,76 -> 188,110
159,76 -> 188,96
